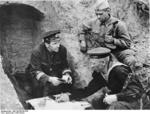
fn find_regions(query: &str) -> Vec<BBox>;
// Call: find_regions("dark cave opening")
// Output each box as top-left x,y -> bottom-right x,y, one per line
0,3 -> 44,109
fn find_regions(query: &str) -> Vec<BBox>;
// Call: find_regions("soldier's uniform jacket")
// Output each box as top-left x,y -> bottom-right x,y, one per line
80,16 -> 131,52
26,42 -> 71,84
70,62 -> 143,104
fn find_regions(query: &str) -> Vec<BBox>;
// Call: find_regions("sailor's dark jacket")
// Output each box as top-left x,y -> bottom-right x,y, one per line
70,64 -> 143,103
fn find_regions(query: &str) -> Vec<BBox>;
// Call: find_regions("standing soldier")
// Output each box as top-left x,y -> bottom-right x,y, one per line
26,30 -> 72,98
79,0 -> 136,66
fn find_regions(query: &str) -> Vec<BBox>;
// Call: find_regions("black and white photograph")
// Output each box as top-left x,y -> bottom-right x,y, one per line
0,0 -> 150,112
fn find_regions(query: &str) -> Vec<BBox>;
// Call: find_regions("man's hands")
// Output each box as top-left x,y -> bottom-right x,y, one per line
103,94 -> 117,105
104,35 -> 116,49
104,35 -> 114,44
48,74 -> 72,86
48,77 -> 62,86
62,74 -> 72,84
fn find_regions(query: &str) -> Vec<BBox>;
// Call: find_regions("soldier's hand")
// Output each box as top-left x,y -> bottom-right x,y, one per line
104,35 -> 114,43
62,74 -> 72,84
103,94 -> 117,105
48,77 -> 62,86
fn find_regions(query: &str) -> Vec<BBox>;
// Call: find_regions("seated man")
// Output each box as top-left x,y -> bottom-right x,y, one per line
56,47 -> 144,109
26,30 -> 72,98
79,0 -> 136,67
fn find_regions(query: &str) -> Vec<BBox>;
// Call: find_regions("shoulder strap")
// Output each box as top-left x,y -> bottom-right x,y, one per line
111,21 -> 119,37
106,20 -> 118,37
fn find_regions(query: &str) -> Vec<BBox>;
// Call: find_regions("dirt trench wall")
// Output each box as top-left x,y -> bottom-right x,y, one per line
0,56 -> 23,110
0,3 -> 44,75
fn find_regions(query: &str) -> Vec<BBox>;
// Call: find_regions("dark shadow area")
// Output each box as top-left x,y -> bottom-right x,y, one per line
0,3 -> 44,109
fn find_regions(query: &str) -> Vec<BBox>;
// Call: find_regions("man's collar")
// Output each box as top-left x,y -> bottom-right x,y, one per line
100,15 -> 111,26
105,16 -> 112,26
100,16 -> 118,26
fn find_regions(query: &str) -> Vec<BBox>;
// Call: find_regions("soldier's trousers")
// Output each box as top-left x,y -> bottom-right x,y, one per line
31,77 -> 71,98
92,96 -> 140,109
108,101 -> 140,110
113,49 -> 136,67
43,83 -> 71,97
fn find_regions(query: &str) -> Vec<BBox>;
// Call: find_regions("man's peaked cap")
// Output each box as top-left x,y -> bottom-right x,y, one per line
87,47 -> 111,58
42,30 -> 61,39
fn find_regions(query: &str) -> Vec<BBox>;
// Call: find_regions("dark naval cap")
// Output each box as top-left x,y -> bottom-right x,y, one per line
42,30 -> 61,43
87,47 -> 111,58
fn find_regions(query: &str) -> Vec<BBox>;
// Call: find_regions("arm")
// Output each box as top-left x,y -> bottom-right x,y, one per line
113,22 -> 131,49
108,66 -> 131,93
70,72 -> 107,100
60,45 -> 71,75
30,50 -> 49,85
79,21 -> 92,42
78,20 -> 93,52
116,75 -> 144,102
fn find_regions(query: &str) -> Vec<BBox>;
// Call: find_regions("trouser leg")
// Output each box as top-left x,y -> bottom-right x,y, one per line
114,49 -> 136,67
108,101 -> 132,110
43,83 -> 72,96
108,101 -> 140,110
31,78 -> 44,98
31,77 -> 71,97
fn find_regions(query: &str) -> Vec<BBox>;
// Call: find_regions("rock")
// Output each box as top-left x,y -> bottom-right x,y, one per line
0,56 -> 23,110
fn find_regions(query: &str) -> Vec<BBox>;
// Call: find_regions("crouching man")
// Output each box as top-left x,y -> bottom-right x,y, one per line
79,0 -> 136,67
26,30 -> 72,98
56,47 -> 144,109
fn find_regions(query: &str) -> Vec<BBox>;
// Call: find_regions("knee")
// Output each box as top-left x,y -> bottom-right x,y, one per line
115,49 -> 136,66
123,56 -> 136,66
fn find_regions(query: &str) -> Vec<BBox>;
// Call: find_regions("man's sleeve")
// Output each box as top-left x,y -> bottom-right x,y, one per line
30,50 -> 49,84
61,46 -> 71,75
78,20 -> 92,42
112,66 -> 130,89
70,72 -> 107,100
113,21 -> 131,49
116,74 -> 144,102
30,50 -> 42,75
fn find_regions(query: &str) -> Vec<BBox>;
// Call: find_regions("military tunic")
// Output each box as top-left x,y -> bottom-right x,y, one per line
26,43 -> 71,97
80,16 -> 136,66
